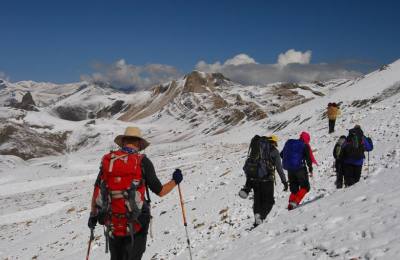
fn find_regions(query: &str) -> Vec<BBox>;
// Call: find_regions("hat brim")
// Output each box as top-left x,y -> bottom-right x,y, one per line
114,135 -> 150,150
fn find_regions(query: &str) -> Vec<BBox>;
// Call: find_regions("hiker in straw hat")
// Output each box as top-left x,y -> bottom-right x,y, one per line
113,126 -> 151,150
88,126 -> 183,260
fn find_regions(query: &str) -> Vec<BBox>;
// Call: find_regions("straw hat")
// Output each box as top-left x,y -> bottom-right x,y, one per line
114,127 -> 150,150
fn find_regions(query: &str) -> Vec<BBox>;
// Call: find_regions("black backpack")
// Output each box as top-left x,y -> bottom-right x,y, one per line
333,136 -> 346,159
343,130 -> 365,160
243,135 -> 275,180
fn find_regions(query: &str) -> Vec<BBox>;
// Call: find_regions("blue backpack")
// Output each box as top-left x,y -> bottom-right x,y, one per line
282,139 -> 306,171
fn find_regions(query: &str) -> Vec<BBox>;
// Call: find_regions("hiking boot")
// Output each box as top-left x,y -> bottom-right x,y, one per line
288,202 -> 298,211
254,213 -> 263,225
239,189 -> 249,199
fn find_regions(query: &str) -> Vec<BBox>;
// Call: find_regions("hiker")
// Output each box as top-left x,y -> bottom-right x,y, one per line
333,135 -> 346,188
281,131 -> 317,210
327,103 -> 341,133
340,125 -> 373,187
239,135 -> 288,226
87,126 -> 183,260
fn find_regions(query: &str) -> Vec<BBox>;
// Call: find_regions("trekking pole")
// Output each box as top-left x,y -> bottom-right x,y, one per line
86,227 -> 95,260
178,184 -> 193,260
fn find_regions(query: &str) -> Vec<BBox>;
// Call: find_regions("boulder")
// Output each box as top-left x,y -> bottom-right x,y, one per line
12,92 -> 39,111
55,106 -> 88,121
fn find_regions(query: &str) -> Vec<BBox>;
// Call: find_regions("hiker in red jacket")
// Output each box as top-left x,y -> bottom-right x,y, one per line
281,131 -> 318,210
87,127 -> 183,260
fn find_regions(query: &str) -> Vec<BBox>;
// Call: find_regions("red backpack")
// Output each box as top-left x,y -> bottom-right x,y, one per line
96,150 -> 147,237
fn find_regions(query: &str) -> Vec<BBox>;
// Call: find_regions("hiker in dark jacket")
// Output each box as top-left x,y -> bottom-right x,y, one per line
340,125 -> 373,186
333,135 -> 346,188
281,131 -> 317,210
88,127 -> 183,260
239,135 -> 288,226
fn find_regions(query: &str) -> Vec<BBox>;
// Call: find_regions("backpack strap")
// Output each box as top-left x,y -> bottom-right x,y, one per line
108,153 -> 129,172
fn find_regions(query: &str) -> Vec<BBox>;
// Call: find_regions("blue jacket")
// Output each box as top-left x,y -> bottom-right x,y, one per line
343,136 -> 373,166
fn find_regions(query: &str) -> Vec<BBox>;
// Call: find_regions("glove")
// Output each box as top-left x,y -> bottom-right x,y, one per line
88,214 -> 97,229
172,169 -> 183,185
283,181 -> 289,192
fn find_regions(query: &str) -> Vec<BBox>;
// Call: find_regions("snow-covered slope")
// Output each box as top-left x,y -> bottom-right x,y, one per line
0,59 -> 400,260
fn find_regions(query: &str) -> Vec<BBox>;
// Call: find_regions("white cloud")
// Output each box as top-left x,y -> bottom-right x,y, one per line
277,49 -> 312,66
81,59 -> 181,90
0,71 -> 9,81
196,53 -> 257,73
196,60 -> 223,72
224,53 -> 257,66
196,50 -> 361,85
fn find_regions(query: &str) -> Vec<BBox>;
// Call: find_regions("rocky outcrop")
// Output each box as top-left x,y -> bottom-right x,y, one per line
183,71 -> 210,93
11,92 -> 39,111
182,71 -> 230,93
55,106 -> 88,121
0,121 -> 69,160
96,100 -> 127,118
212,94 -> 228,109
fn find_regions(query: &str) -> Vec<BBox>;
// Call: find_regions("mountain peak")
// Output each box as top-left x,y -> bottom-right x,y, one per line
182,70 -> 230,93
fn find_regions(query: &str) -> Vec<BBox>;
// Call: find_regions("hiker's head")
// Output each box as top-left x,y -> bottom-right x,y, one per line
350,125 -> 363,137
299,131 -> 311,144
114,126 -> 150,151
122,137 -> 143,149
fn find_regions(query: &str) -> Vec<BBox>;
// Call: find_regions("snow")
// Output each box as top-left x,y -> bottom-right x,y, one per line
0,175 -> 95,196
0,202 -> 70,225
1,60 -> 400,259
213,167 -> 400,260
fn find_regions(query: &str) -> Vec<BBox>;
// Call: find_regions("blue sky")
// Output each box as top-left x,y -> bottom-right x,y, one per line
0,0 -> 399,85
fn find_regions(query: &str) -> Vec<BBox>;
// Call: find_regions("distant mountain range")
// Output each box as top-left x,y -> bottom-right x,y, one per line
1,59 -> 399,160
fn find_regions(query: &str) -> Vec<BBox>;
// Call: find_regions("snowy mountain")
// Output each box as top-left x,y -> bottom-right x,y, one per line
0,71 -> 332,159
0,59 -> 400,259
120,71 -> 330,136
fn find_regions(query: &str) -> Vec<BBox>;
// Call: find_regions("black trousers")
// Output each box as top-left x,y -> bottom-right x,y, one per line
248,180 -> 275,220
329,119 -> 336,133
288,168 -> 310,194
343,163 -> 362,187
109,216 -> 150,260
335,160 -> 344,188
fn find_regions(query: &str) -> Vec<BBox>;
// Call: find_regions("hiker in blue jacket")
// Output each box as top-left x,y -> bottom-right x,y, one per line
340,125 -> 373,186
281,131 -> 318,210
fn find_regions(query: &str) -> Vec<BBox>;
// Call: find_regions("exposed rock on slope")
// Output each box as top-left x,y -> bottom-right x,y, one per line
55,106 -> 88,121
0,120 -> 69,160
9,92 -> 39,111
96,100 -> 127,118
